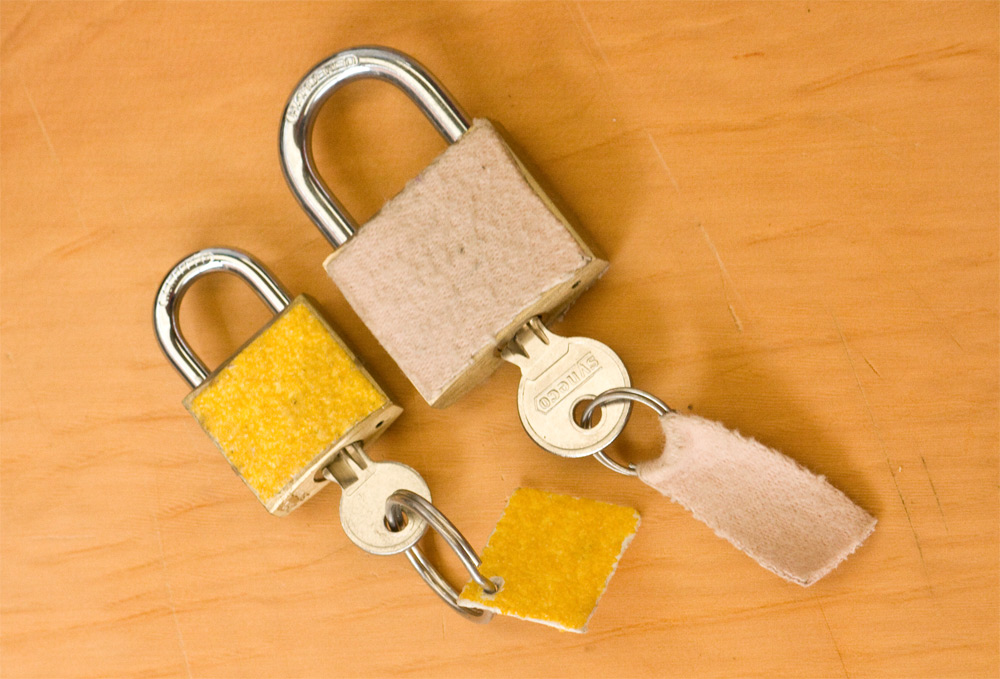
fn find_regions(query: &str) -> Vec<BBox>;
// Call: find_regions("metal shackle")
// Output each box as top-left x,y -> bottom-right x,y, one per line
154,248 -> 292,388
279,46 -> 471,249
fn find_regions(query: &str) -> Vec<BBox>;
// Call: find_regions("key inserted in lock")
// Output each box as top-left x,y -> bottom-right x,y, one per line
501,318 -> 632,458
324,442 -> 431,555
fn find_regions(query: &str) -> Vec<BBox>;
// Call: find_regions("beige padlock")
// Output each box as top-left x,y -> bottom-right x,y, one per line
280,47 -> 607,407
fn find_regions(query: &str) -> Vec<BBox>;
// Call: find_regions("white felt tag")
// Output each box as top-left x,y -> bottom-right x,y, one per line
638,413 -> 875,586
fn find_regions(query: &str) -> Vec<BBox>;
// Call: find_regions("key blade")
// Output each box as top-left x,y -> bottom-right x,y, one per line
500,317 -> 552,370
323,442 -> 375,492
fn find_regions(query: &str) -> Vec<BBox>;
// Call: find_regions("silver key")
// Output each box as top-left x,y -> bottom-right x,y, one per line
501,318 -> 631,457
324,443 -> 430,555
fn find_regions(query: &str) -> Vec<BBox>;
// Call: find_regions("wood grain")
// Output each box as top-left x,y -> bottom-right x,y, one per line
1,2 -> 996,677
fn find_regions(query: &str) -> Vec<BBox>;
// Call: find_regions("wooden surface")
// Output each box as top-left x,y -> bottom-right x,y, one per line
1,2 -> 997,677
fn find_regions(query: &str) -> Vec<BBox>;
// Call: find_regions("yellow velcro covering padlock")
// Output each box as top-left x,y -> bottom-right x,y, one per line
186,299 -> 387,503
459,488 -> 640,633
155,249 -> 401,517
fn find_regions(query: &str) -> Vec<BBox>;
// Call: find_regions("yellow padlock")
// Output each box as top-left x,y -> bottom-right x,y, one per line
154,247 -> 401,516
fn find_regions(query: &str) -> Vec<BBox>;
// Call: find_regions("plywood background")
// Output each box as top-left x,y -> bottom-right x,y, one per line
1,2 -> 997,677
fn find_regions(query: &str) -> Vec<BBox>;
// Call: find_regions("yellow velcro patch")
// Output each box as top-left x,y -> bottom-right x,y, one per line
458,488 -> 639,633
185,297 -> 385,502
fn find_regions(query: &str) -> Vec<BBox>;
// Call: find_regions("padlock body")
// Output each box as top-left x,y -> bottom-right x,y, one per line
184,295 -> 401,516
325,118 -> 608,407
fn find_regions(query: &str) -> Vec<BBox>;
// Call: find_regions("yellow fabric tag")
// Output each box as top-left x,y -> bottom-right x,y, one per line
458,488 -> 639,633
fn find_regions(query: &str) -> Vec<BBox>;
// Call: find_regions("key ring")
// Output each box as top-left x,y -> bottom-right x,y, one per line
386,489 -> 498,623
581,387 -> 674,477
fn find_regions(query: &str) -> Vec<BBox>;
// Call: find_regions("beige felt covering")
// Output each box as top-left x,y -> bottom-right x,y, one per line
325,118 -> 607,407
639,412 -> 876,586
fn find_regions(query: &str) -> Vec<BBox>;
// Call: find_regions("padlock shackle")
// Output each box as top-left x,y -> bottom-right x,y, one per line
154,248 -> 292,388
279,46 -> 471,249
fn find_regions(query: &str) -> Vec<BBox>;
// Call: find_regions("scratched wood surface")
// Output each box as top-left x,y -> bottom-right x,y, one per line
1,2 -> 997,677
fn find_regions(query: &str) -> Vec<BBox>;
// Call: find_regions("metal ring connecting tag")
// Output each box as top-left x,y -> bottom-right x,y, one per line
386,490 -> 497,623
581,387 -> 673,477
